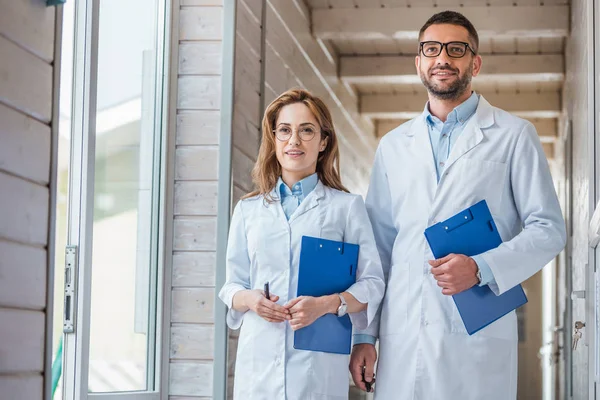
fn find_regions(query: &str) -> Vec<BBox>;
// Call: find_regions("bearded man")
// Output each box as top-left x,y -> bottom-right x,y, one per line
349,10 -> 566,400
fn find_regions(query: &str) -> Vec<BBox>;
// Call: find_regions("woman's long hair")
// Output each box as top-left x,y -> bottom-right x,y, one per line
243,88 -> 348,202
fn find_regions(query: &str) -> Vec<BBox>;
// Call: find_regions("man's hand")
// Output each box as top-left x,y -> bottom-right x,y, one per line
243,290 -> 290,323
429,253 -> 479,295
350,344 -> 377,392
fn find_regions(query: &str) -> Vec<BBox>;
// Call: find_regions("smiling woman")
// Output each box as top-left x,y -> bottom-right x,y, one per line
218,88 -> 385,400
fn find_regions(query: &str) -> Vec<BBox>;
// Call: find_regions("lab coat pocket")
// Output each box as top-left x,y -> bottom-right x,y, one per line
379,262 -> 409,335
454,158 -> 508,212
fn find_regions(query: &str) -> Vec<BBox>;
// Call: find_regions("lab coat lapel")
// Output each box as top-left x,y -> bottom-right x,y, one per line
441,96 -> 494,174
407,116 -> 437,202
265,186 -> 289,226
288,181 -> 325,224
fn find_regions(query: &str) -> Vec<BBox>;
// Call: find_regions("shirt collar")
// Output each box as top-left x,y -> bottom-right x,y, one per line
424,91 -> 479,126
278,173 -> 319,199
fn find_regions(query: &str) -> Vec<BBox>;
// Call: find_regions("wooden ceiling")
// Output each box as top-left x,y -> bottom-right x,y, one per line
305,0 -> 569,160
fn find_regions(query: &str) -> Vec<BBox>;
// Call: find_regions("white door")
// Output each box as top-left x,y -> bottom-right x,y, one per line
56,0 -> 169,398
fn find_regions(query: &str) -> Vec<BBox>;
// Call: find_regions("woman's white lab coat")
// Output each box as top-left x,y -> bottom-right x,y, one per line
219,182 -> 385,400
358,96 -> 566,400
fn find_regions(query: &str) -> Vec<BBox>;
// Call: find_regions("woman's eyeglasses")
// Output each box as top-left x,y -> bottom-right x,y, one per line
419,41 -> 476,59
273,126 -> 318,142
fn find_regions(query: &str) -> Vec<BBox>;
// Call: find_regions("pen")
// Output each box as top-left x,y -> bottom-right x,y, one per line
264,282 -> 270,300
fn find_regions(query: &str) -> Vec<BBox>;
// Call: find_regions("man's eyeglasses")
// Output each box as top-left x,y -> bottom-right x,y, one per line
273,126 -> 318,142
419,41 -> 476,59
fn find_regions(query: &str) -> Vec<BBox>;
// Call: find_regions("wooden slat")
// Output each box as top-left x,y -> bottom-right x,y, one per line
542,142 -> 554,159
236,40 -> 262,93
376,119 -> 408,138
175,147 -> 219,181
236,1 -> 262,58
170,397 -> 212,400
263,86 -> 279,108
169,362 -> 214,397
265,44 -> 289,95
240,0 -> 263,24
0,172 -> 48,246
171,288 -> 215,323
179,42 -> 222,75
171,324 -> 215,360
233,184 -> 250,205
176,111 -> 221,146
528,118 -> 558,138
0,240 -> 46,310
312,6 -> 569,40
0,308 -> 45,373
181,0 -> 222,4
0,375 -> 43,400
174,181 -> 219,216
306,0 -> 329,8
0,103 -> 51,184
172,251 -> 216,287
232,146 -> 256,193
232,111 -> 261,159
173,217 -> 217,251
177,76 -> 221,110
179,7 -> 223,41
0,36 -> 53,123
234,77 -> 260,126
0,0 -> 55,62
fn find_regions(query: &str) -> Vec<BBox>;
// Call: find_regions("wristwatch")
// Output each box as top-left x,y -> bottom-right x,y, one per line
336,293 -> 348,317
475,267 -> 482,284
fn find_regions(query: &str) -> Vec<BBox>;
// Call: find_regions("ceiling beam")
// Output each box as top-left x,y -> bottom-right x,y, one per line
341,54 -> 565,85
361,92 -> 561,119
312,6 -> 569,40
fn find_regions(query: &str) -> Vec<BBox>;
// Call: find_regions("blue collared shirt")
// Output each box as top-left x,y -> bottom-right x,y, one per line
277,173 -> 319,220
354,92 -> 495,346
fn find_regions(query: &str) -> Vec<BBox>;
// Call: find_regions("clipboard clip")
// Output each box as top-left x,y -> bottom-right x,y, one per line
443,209 -> 474,232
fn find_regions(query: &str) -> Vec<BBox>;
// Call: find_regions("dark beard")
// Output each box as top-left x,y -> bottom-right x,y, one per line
420,65 -> 473,101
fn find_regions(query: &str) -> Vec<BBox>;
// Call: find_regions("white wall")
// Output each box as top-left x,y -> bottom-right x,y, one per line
563,0 -> 595,398
0,1 -> 59,399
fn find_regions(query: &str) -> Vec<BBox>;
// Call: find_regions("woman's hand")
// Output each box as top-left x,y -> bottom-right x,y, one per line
284,295 -> 338,331
243,290 -> 291,323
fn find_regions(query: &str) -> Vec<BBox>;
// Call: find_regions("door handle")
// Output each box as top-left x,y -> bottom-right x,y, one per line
63,246 -> 78,333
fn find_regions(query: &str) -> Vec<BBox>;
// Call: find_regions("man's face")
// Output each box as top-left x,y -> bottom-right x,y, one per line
415,24 -> 482,100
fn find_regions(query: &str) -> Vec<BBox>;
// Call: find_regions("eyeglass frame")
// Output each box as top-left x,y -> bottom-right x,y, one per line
272,124 -> 322,142
419,41 -> 477,59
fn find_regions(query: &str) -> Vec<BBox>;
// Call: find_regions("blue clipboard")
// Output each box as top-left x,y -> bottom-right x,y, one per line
424,200 -> 528,335
294,236 -> 359,354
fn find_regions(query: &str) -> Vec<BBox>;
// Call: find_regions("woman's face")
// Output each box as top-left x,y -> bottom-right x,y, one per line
274,103 -> 328,182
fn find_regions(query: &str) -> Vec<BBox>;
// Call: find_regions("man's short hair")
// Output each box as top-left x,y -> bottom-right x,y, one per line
418,11 -> 479,53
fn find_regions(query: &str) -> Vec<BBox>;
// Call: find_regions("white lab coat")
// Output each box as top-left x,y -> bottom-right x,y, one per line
358,96 -> 566,400
219,182 -> 385,400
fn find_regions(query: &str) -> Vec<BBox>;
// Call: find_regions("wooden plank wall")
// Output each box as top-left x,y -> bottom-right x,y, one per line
169,0 -> 378,398
169,1 -> 223,398
0,1 -> 57,399
227,1 -> 264,398
264,0 -> 377,195
170,0 -> 263,398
